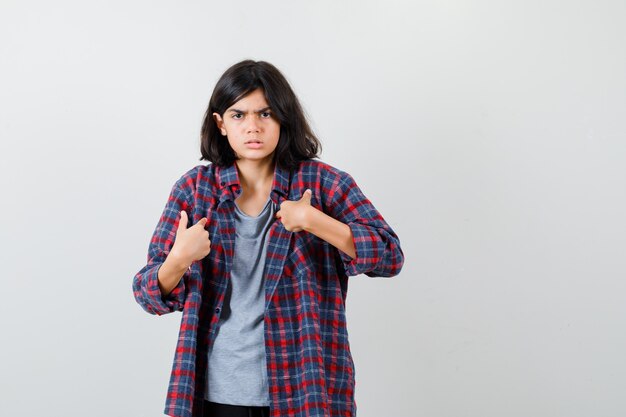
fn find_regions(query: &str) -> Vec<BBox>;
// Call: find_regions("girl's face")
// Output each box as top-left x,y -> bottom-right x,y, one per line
213,88 -> 281,165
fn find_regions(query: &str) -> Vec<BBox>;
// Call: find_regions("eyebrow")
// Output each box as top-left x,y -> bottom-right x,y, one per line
227,106 -> 272,114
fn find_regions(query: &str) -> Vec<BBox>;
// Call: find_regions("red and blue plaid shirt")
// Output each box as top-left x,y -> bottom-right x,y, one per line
132,158 -> 404,417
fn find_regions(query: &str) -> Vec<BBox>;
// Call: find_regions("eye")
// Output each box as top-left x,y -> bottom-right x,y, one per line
232,113 -> 243,120
260,111 -> 272,118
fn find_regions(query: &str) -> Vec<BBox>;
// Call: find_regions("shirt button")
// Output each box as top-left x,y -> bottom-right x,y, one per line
220,181 -> 225,186
215,307 -> 221,314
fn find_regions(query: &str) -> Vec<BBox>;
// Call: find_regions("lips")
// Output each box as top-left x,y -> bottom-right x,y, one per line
245,140 -> 263,149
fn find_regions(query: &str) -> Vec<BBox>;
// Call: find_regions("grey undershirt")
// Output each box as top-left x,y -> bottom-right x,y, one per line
204,197 -> 274,406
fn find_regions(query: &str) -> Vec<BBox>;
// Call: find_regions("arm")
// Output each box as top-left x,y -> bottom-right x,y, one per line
157,252 -> 191,297
132,179 -> 193,315
304,208 -> 356,259
325,172 -> 404,277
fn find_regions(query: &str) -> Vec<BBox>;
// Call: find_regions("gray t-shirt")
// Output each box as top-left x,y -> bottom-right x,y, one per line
204,197 -> 274,406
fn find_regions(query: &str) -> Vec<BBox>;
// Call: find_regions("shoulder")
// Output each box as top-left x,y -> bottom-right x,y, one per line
295,159 -> 359,210
171,163 -> 216,196
297,158 -> 354,188
174,163 -> 214,184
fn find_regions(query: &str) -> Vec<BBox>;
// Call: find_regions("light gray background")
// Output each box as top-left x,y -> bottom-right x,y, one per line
1,1 -> 624,416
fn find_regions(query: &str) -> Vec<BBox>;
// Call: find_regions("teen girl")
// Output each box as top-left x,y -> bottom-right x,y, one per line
133,60 -> 404,417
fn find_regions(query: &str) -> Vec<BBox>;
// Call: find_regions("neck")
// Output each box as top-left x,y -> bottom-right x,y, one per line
235,157 -> 275,191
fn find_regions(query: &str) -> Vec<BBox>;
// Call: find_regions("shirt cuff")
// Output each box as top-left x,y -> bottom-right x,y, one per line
339,222 -> 385,276
145,263 -> 189,315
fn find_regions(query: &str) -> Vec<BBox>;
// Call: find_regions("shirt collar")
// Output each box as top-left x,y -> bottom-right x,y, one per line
215,161 -> 291,202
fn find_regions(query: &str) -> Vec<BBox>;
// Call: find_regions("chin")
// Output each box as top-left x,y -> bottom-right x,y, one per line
237,152 -> 275,162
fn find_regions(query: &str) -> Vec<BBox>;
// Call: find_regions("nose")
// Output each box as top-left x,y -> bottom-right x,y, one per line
246,117 -> 261,133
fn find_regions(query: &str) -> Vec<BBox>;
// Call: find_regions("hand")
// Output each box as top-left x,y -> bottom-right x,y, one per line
275,189 -> 314,232
169,210 -> 211,267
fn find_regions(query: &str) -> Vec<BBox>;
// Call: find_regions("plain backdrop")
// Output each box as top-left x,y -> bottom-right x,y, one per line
1,1 -> 625,416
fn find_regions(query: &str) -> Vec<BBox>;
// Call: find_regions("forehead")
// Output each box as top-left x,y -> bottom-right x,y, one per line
227,88 -> 269,111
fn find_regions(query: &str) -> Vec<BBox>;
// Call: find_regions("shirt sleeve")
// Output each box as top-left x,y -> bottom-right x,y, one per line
132,177 -> 193,316
327,172 -> 404,277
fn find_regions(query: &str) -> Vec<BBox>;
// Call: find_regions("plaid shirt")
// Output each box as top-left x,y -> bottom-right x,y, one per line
132,159 -> 404,417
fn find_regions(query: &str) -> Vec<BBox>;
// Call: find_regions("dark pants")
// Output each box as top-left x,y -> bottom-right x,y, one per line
203,400 -> 270,417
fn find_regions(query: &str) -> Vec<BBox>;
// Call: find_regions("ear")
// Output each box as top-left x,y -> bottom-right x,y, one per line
213,112 -> 226,135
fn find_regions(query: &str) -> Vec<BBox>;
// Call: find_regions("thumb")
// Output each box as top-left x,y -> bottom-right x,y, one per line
176,210 -> 188,234
300,189 -> 312,205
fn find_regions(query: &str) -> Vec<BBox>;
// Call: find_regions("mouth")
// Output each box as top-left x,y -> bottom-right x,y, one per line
245,139 -> 262,144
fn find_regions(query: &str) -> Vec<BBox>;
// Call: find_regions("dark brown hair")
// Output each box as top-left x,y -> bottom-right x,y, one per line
200,60 -> 321,170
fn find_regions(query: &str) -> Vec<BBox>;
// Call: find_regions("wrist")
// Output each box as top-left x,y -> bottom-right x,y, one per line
303,205 -> 320,233
167,249 -> 191,272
